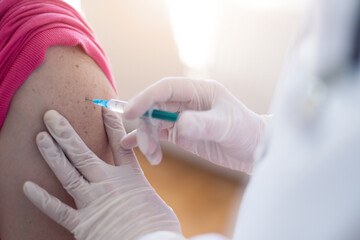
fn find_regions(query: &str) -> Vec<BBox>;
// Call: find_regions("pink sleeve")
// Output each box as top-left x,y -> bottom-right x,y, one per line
0,0 -> 117,129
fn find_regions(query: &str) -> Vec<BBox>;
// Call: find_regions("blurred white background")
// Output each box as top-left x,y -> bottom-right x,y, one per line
67,0 -> 311,177
79,0 -> 310,113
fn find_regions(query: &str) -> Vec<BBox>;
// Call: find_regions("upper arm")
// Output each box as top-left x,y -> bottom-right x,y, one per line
0,45 -> 117,239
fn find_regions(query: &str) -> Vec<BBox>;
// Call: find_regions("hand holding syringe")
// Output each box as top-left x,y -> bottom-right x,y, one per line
119,78 -> 268,171
87,98 -> 179,122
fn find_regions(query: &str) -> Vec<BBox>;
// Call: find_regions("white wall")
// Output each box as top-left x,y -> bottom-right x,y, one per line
81,0 -> 184,101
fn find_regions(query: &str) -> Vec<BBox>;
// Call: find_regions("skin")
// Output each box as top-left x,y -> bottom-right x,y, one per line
0,45 -> 117,239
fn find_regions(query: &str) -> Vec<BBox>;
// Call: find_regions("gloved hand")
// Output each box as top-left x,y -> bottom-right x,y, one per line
122,78 -> 270,174
23,109 -> 181,240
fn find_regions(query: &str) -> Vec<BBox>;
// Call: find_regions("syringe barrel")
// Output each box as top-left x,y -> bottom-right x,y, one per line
106,99 -> 128,113
106,99 -> 179,122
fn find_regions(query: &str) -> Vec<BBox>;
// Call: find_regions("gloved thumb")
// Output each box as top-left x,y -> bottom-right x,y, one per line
177,110 -> 228,142
137,117 -> 163,165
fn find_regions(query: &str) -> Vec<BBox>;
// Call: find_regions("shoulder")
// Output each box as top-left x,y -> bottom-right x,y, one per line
2,45 -> 117,162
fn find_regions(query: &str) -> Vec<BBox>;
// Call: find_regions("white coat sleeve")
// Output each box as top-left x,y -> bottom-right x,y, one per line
138,231 -> 229,240
232,0 -> 360,239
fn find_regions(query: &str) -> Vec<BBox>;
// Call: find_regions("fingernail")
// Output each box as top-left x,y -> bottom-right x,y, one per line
36,132 -> 51,148
147,155 -> 158,165
37,132 -> 46,141
147,151 -> 162,165
44,110 -> 61,122
23,181 -> 36,195
44,110 -> 63,134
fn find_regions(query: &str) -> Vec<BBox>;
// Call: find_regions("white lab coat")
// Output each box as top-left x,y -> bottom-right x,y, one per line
139,0 -> 360,239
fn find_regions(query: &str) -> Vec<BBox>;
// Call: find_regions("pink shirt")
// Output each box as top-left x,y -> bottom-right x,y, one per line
0,0 -> 116,129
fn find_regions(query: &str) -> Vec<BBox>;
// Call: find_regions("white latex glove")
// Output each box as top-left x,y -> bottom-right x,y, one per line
23,109 -> 181,240
139,231 -> 229,240
122,78 -> 270,173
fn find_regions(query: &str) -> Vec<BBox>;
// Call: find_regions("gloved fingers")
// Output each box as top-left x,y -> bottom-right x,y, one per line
121,128 -> 172,152
121,121 -> 174,149
143,143 -> 163,165
176,110 -> 228,142
43,110 -> 104,181
159,128 -> 172,142
159,127 -> 199,152
137,118 -> 163,165
23,181 -> 79,232
36,132 -> 88,198
157,101 -> 182,114
120,130 -> 138,149
124,77 -> 197,120
137,117 -> 161,155
102,108 -> 138,166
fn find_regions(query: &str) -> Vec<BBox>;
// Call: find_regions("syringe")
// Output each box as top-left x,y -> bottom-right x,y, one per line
88,99 -> 179,122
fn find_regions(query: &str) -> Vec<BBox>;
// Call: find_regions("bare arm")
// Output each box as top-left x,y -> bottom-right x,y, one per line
0,45 -> 117,239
